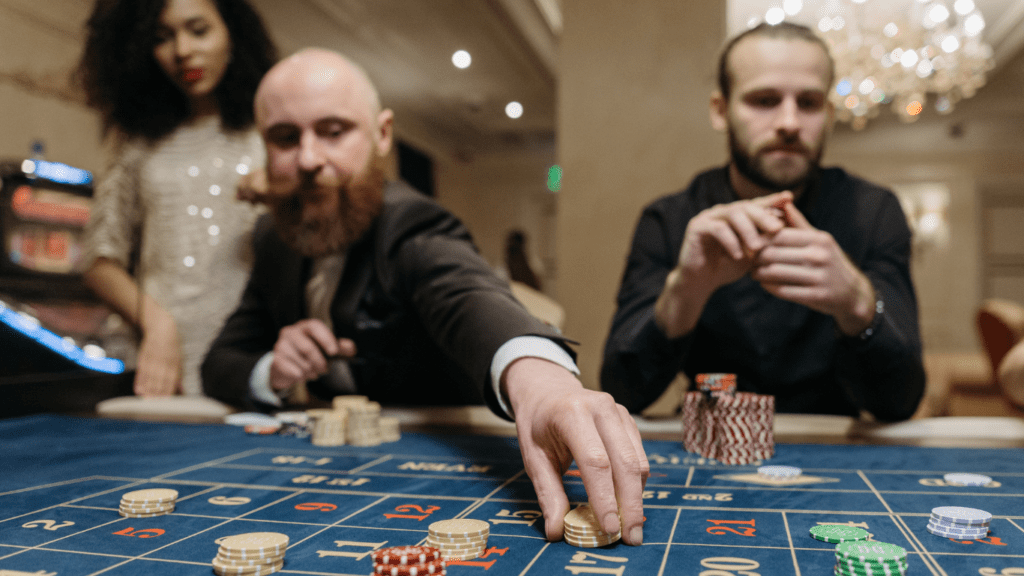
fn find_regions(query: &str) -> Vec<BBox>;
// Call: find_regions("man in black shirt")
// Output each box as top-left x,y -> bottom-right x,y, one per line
601,22 -> 925,421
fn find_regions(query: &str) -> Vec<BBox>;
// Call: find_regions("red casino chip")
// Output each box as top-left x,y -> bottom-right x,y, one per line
371,546 -> 442,566
374,559 -> 447,575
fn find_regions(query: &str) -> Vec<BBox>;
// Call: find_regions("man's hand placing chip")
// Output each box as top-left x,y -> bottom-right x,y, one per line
502,357 -> 650,545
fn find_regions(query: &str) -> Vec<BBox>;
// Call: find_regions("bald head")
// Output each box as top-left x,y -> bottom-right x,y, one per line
255,48 -> 383,129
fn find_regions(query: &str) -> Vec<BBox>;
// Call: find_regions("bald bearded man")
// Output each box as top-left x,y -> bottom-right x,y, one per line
201,49 -> 648,545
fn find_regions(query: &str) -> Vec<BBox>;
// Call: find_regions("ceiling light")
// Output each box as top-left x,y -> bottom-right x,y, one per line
452,50 -> 471,69
505,101 -> 523,119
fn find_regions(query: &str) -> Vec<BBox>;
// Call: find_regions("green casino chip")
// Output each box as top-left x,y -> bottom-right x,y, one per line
811,525 -> 870,543
835,541 -> 907,564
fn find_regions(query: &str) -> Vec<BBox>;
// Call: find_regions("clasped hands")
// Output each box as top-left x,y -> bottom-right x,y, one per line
657,191 -> 876,339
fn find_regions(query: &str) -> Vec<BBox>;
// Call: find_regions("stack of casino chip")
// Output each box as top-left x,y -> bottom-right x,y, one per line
809,525 -> 869,544
311,411 -> 347,447
212,532 -> 288,576
426,519 -> 490,560
833,540 -> 908,576
371,545 -> 446,575
927,506 -> 991,540
304,397 -> 401,447
379,416 -> 401,443
562,504 -> 621,548
119,488 -> 177,518
346,400 -> 383,446
682,379 -> 775,465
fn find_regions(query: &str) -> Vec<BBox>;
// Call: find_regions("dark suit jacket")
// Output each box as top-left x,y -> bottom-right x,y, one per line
202,181 -> 570,416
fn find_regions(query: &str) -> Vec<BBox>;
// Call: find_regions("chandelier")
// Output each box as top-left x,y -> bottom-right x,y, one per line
749,0 -> 994,129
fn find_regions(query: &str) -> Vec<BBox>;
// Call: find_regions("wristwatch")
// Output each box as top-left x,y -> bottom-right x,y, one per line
858,299 -> 885,341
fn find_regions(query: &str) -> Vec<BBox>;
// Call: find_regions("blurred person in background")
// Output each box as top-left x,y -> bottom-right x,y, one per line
76,0 -> 277,396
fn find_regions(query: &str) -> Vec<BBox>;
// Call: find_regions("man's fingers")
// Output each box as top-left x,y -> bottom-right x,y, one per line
299,320 -> 341,357
590,404 -> 647,545
703,219 -> 746,260
617,404 -> 650,490
781,199 -> 812,229
523,451 -> 571,541
558,404 -> 623,537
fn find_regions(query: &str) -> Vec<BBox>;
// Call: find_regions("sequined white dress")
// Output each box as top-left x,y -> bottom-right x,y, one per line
82,116 -> 265,396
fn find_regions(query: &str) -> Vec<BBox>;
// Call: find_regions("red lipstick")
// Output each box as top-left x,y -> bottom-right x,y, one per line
183,68 -> 204,82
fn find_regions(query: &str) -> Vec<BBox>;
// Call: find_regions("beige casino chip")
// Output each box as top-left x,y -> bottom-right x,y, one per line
219,532 -> 289,554
427,533 -> 488,545
214,552 -> 285,567
429,518 -> 490,539
426,537 -> 487,550
563,504 -> 621,548
121,488 -> 178,504
212,558 -> 283,576
120,510 -> 172,519
332,395 -> 370,411
438,547 -> 486,561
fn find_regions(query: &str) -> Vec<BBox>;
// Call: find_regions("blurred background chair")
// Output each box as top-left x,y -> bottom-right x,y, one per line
963,298 -> 1024,415
977,298 -> 1024,377
509,281 -> 565,332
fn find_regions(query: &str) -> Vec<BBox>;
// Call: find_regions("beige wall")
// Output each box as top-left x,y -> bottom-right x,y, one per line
434,147 -> 558,293
555,0 -> 727,389
0,2 -> 102,172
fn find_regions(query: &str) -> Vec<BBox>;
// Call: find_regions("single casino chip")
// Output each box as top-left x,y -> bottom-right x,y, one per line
931,506 -> 992,525
426,533 -> 488,544
926,522 -> 989,540
245,424 -> 282,435
225,412 -> 281,427
835,541 -> 908,564
371,546 -> 442,566
428,519 -> 490,539
119,510 -> 171,518
215,552 -> 285,567
373,559 -> 447,575
426,538 -> 487,551
218,545 -> 286,557
810,525 -> 870,543
834,562 -> 907,576
758,465 -> 802,479
212,557 -> 283,576
926,520 -> 989,534
219,532 -> 290,554
944,472 -> 993,486
121,488 -> 178,504
438,547 -> 485,561
834,560 -> 907,576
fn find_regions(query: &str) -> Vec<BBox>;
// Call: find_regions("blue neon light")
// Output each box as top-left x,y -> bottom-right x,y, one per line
21,159 -> 93,186
0,304 -> 124,374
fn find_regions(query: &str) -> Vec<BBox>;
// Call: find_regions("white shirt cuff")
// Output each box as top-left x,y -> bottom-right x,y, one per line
490,336 -> 579,420
249,352 -> 282,408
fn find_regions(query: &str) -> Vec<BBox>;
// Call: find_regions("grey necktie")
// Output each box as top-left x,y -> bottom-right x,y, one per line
306,255 -> 357,395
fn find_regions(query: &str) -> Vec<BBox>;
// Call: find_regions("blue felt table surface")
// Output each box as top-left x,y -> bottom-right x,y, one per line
1,414 -> 1023,576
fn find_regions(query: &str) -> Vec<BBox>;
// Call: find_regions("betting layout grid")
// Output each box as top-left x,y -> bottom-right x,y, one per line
2,416 -> 1024,575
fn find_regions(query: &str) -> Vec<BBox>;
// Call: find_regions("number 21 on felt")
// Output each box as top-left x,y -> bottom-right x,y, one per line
707,519 -> 756,537
384,504 -> 441,521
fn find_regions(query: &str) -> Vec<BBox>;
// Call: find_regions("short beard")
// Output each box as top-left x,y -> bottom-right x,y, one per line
272,157 -> 386,258
728,126 -> 822,193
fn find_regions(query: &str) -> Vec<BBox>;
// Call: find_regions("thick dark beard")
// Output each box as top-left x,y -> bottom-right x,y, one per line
728,126 -> 821,193
273,158 -> 386,258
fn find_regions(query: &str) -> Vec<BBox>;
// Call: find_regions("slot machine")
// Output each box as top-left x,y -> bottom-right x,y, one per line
0,157 -> 132,416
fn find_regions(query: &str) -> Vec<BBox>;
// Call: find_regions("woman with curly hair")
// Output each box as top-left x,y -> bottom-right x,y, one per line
77,0 -> 277,396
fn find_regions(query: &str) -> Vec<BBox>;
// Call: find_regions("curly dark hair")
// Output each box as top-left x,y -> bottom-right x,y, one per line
76,0 -> 277,141
717,22 -> 835,101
